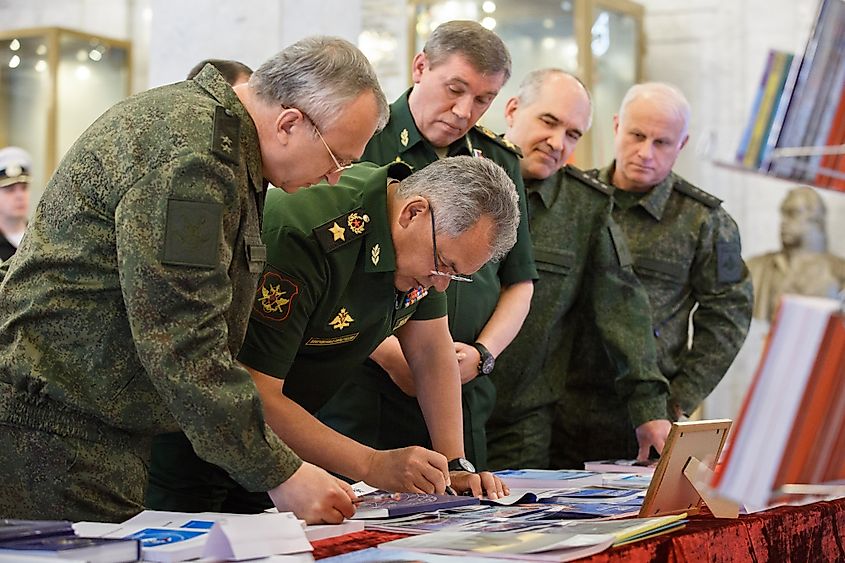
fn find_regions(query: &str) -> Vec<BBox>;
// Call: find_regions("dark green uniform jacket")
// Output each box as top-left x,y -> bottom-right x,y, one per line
550,165 -> 753,468
147,162 -> 448,512
316,91 -> 537,470
0,66 -> 300,521
487,166 -> 667,470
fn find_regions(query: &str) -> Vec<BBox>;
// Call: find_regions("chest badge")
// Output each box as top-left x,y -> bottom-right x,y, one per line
371,244 -> 381,265
348,212 -> 369,235
329,222 -> 346,241
400,128 -> 409,147
400,285 -> 428,309
330,307 -> 355,330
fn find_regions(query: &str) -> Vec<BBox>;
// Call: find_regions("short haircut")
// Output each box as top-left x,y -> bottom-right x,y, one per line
423,20 -> 512,82
187,59 -> 253,85
516,68 -> 593,129
396,156 -> 519,262
784,186 -> 826,223
619,82 -> 691,136
250,36 -> 389,131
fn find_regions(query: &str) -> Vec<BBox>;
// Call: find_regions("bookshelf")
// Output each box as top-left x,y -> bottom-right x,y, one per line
730,0 -> 845,191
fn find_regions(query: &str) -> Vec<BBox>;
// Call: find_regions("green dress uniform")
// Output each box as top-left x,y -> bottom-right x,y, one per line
486,166 -> 668,471
315,91 -> 537,470
549,165 -> 754,468
0,66 -> 301,522
146,162 -> 449,512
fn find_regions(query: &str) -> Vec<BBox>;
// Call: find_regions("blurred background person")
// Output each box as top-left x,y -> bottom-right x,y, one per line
0,146 -> 32,261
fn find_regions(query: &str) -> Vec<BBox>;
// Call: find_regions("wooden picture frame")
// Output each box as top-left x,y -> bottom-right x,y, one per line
639,419 -> 732,517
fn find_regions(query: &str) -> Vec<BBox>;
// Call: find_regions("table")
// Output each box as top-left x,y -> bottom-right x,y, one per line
311,497 -> 845,561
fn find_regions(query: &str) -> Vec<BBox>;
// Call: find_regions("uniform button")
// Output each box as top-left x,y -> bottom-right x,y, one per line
225,109 -> 234,117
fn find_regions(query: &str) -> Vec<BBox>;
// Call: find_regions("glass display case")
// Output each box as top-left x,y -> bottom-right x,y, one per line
0,27 -> 131,202
365,0 -> 643,169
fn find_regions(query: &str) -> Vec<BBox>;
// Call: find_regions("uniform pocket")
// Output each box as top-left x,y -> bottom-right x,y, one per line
534,245 -> 576,276
634,256 -> 687,284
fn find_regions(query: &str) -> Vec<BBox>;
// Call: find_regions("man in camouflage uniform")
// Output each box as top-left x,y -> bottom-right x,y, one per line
549,82 -> 754,468
0,36 -> 388,523
486,70 -> 669,470
147,158 -> 515,511
316,20 -> 537,472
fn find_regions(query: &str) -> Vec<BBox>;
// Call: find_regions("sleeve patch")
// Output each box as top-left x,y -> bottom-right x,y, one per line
251,266 -> 301,328
717,241 -> 743,283
162,199 -> 223,269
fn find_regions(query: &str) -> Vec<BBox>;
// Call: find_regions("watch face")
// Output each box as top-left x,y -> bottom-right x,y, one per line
455,457 -> 476,473
480,355 -> 495,375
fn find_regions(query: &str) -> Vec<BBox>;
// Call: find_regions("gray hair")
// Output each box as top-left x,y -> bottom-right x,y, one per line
397,156 -> 519,262
516,68 -> 593,130
424,20 -> 512,82
619,82 -> 691,136
250,36 -> 389,131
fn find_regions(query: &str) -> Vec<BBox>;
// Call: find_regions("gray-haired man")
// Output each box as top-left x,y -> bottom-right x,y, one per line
0,36 -> 387,524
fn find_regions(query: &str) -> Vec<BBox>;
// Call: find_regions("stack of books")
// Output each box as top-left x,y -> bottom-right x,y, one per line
0,519 -> 139,562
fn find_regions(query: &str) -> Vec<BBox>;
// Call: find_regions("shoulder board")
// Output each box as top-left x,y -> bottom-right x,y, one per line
673,179 -> 721,208
314,208 -> 370,253
564,165 -> 613,196
211,105 -> 240,165
473,125 -> 523,157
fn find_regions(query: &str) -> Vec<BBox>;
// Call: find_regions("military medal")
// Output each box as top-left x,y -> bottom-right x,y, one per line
396,285 -> 428,309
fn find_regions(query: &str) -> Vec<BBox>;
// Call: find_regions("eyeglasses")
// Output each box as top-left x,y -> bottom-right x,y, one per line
429,206 -> 473,283
283,105 -> 354,175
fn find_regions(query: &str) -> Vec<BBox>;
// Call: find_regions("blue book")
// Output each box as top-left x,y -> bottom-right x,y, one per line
0,535 -> 140,562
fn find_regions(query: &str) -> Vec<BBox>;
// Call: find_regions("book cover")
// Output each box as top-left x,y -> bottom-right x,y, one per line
753,52 -> 795,170
494,470 -> 602,489
743,50 -> 790,169
583,458 -> 656,474
736,50 -> 776,164
0,520 -> 75,542
814,91 -> 845,188
0,535 -> 140,563
351,492 -> 480,519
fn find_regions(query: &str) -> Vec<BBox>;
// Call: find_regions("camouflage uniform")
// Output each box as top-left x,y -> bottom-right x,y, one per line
486,166 -> 667,471
146,162 -> 449,512
549,164 -> 754,468
0,66 -> 301,522
314,91 -> 537,470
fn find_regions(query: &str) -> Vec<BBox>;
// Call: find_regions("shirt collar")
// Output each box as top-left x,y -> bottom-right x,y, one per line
362,162 -> 413,273
193,65 -> 264,192
601,162 -> 675,221
524,170 -> 563,209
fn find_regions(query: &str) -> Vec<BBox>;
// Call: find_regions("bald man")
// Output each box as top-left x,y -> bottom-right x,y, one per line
486,70 -> 667,470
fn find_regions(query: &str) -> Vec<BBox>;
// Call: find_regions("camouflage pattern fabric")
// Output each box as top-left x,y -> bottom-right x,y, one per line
0,65 -> 301,521
487,166 -> 666,471
549,165 -> 753,468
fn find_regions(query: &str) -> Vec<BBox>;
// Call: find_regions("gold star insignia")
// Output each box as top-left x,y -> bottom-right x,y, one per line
329,222 -> 346,241
371,244 -> 380,265
329,307 -> 354,330
400,128 -> 409,147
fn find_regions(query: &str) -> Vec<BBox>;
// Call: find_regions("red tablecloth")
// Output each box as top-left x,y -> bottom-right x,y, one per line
311,498 -> 845,561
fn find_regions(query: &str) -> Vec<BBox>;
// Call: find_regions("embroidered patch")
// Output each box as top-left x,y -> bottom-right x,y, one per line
717,241 -> 742,283
251,267 -> 300,327
371,244 -> 381,265
329,307 -> 355,330
162,199 -> 223,269
305,333 -> 359,346
400,128 -> 409,147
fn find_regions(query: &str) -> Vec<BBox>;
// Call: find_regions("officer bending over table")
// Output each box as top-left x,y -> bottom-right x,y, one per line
147,156 -> 516,511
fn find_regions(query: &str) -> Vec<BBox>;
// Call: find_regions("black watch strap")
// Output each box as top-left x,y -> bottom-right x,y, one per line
471,342 -> 495,375
447,457 -> 476,473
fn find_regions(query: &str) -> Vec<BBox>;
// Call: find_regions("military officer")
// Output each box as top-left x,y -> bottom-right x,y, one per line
485,69 -> 669,470
0,146 -> 32,261
147,157 -> 518,511
549,82 -> 754,468
0,36 -> 388,524
317,19 -> 537,472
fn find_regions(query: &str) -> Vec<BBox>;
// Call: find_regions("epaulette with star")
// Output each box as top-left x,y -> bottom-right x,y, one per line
314,208 -> 370,253
564,165 -> 613,196
673,179 -> 721,208
211,105 -> 240,164
473,125 -> 523,157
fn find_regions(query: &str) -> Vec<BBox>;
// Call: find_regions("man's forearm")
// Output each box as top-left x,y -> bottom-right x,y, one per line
475,280 -> 533,356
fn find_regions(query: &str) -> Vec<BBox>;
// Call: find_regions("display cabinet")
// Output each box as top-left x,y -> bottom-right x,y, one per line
0,27 -> 131,200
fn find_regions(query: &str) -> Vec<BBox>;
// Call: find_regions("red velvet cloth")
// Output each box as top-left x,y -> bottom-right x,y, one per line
311,498 -> 845,561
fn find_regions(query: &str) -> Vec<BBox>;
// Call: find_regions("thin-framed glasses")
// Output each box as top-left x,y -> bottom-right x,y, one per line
430,206 -> 473,282
282,105 -> 354,175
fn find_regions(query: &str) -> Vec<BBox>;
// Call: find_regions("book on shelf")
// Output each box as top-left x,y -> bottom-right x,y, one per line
494,469 -> 603,489
713,295 -> 845,509
815,89 -> 845,189
739,50 -> 793,170
583,458 -> 656,474
736,49 -> 775,164
0,536 -> 140,563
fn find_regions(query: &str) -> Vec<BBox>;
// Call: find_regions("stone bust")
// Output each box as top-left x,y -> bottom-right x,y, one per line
747,186 -> 845,321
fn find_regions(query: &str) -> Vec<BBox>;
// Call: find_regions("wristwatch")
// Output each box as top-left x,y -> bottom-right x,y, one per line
447,457 -> 476,473
471,342 -> 495,375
